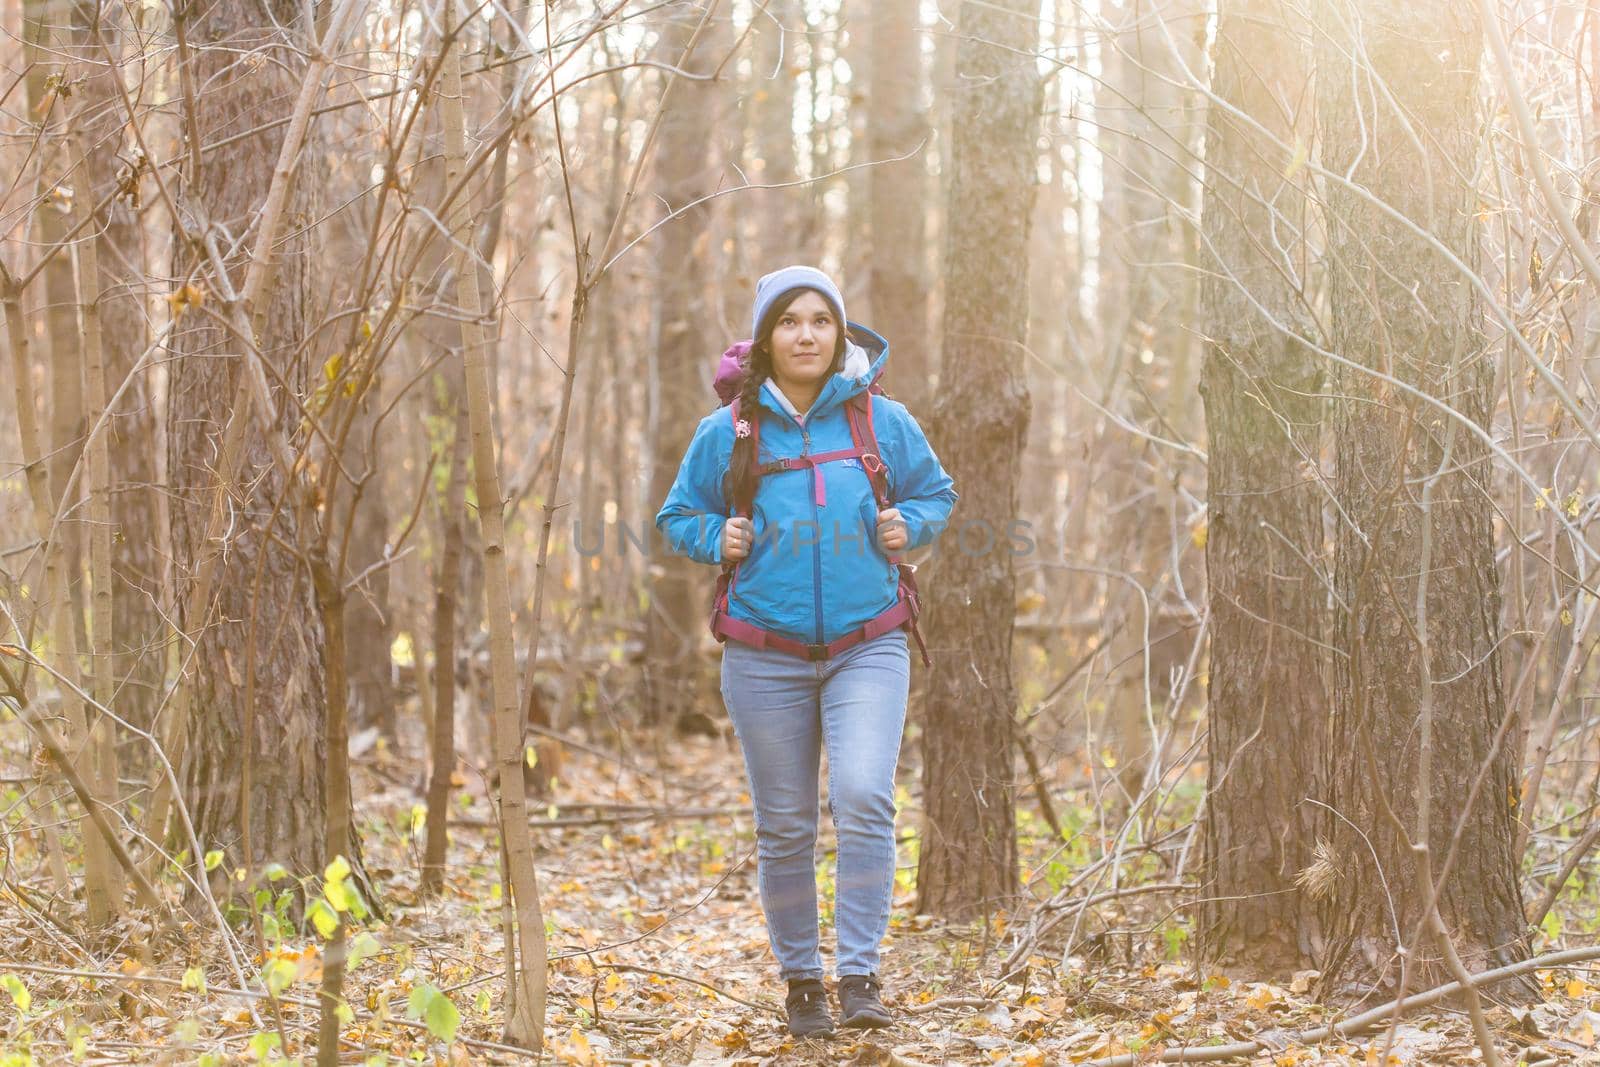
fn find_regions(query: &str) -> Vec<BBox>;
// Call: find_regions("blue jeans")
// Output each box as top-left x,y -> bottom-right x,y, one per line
720,628 -> 911,981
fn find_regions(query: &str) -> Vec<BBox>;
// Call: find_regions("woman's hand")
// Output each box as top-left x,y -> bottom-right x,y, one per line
722,516 -> 754,562
877,507 -> 908,552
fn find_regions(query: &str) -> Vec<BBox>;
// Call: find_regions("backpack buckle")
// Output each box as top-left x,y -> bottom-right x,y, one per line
860,452 -> 885,475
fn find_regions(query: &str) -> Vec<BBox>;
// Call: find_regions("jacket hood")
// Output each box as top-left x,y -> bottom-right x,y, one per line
755,321 -> 889,420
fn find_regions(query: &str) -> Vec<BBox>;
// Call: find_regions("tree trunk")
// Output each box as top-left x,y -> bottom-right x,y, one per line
1095,0 -> 1205,809
1196,0 -> 1325,975
20,0 -> 117,924
338,410 -> 395,742
915,0 -> 1040,919
78,3 -> 165,753
1316,0 -> 1527,990
437,4 -> 546,1044
167,0 -> 326,877
643,3 -> 728,729
750,0 -> 808,264
866,0 -> 930,411
422,367 -> 469,897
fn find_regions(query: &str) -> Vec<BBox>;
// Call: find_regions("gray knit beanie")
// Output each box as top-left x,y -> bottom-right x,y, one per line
750,265 -> 847,341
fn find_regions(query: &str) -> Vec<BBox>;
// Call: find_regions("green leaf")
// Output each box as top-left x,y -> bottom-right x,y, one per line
203,849 -> 224,872
1,974 -> 30,1012
247,1030 -> 281,1061
261,862 -> 288,882
424,989 -> 460,1043
263,957 -> 297,997
181,966 -> 206,994
407,982 -> 460,1043
348,932 -> 380,968
325,878 -> 351,913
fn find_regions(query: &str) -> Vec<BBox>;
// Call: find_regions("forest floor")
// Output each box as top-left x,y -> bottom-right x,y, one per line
4,722 -> 1600,1065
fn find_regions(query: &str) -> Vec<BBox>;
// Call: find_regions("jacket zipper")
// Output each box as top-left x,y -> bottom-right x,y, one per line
764,383 -> 828,646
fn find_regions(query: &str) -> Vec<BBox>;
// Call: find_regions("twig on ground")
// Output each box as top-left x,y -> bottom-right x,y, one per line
596,961 -> 779,1015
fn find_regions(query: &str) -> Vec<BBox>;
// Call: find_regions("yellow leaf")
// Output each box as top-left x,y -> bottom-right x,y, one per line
0,975 -> 31,1013
1245,984 -> 1278,1011
166,283 -> 204,317
1568,977 -> 1588,998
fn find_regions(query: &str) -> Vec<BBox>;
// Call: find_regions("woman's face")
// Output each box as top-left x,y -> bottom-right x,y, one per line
765,290 -> 839,392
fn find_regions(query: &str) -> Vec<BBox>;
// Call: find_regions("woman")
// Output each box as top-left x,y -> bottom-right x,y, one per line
655,265 -> 958,1037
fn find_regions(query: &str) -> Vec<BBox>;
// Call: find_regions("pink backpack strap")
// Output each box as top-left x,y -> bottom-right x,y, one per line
846,391 -> 932,668
846,393 -> 892,510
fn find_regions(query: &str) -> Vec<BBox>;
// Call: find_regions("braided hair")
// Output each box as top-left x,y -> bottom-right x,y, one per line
722,287 -> 848,515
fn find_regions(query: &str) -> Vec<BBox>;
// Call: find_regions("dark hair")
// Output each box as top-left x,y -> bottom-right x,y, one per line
722,287 -> 847,514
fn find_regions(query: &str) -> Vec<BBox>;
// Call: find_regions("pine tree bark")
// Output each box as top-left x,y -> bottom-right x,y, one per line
1316,0 -> 1527,988
915,0 -> 1040,919
1196,0 -> 1324,974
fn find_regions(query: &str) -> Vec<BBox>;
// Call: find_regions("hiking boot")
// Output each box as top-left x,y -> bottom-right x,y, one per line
785,978 -> 835,1038
837,974 -> 893,1029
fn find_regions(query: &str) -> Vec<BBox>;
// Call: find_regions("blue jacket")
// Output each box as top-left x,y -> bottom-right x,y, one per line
655,323 -> 958,645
